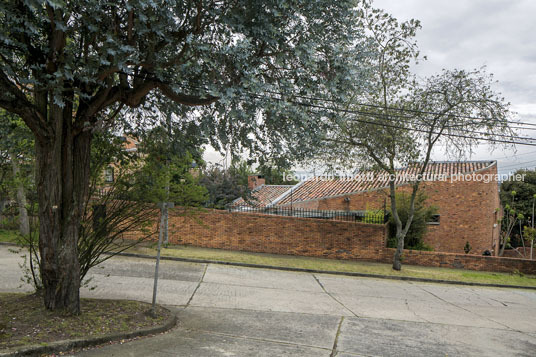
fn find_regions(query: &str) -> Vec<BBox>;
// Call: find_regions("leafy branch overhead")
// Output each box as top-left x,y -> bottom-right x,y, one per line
1,0 -> 374,313
0,0 -> 368,154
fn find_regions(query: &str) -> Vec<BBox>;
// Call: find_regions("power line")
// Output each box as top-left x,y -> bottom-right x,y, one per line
121,69 -> 536,129
122,69 -> 536,131
258,88 -> 536,128
251,93 -> 536,146
498,158 -> 536,170
117,70 -> 536,146
493,149 -> 536,160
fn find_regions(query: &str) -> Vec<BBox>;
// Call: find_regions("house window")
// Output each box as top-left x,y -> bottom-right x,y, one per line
427,214 -> 440,225
104,167 -> 114,183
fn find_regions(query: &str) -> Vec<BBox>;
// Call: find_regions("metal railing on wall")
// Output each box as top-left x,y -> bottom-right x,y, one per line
228,206 -> 388,224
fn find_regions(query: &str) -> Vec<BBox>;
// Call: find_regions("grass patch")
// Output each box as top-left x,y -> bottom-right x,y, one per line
0,230 -> 20,244
127,243 -> 536,287
0,293 -> 169,350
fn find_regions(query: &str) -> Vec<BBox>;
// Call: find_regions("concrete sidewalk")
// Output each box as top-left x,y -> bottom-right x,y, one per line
1,246 -> 535,356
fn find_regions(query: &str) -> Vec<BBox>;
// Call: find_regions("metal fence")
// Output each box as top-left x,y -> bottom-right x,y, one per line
229,206 -> 388,224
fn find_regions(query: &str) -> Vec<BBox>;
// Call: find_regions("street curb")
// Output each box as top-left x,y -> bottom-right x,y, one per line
0,307 -> 177,357
2,242 -> 535,290
109,251 -> 536,291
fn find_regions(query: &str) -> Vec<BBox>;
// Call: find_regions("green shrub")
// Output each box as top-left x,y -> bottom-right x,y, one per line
464,241 -> 472,254
386,192 -> 437,251
363,209 -> 385,224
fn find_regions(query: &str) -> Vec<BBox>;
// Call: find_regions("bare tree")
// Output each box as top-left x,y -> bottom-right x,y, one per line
318,6 -> 513,270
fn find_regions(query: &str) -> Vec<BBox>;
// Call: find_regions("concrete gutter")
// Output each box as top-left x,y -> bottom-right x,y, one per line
0,308 -> 177,357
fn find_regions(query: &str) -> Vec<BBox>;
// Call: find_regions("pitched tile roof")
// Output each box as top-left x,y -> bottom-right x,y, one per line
232,185 -> 294,208
277,161 -> 495,206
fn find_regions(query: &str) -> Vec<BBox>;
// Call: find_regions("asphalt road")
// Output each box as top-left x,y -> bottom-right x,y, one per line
1,245 -> 535,356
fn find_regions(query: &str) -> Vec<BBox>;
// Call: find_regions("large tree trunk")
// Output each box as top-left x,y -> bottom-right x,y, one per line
36,106 -> 92,314
9,152 -> 30,236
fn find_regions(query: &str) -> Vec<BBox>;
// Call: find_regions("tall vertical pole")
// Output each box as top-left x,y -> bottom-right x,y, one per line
151,204 -> 165,316
163,113 -> 171,246
530,195 -> 536,260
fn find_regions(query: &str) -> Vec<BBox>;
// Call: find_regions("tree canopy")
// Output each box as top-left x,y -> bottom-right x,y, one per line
0,0 -> 368,155
0,0 -> 372,313
500,169 -> 536,248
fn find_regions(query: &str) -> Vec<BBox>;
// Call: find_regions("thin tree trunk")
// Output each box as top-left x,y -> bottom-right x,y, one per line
530,198 -> 536,260
519,220 -> 526,258
163,114 -> 171,246
389,180 -> 403,271
0,199 -> 7,216
499,235 -> 507,257
9,152 -> 30,236
36,105 -> 91,314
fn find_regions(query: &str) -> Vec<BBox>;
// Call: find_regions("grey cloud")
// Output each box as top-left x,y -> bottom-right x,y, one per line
374,0 -> 536,109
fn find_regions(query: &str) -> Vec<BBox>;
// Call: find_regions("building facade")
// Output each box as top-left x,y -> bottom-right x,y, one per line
234,161 -> 502,255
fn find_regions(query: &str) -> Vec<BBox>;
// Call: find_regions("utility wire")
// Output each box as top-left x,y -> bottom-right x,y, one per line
121,69 -> 536,130
498,158 -> 536,170
118,70 -> 536,146
245,93 -> 536,146
248,87 -> 536,128
494,149 -> 536,160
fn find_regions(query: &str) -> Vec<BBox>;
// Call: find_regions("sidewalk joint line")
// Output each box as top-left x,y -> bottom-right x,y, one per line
416,284 -> 532,336
330,316 -> 345,357
186,263 -> 208,307
313,274 -> 359,317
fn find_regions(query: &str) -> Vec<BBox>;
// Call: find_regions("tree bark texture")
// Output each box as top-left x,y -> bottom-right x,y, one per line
36,106 -> 92,314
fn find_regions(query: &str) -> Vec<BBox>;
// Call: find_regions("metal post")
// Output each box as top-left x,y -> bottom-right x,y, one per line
151,203 -> 166,316
163,113 -> 171,246
530,197 -> 536,260
163,199 -> 169,246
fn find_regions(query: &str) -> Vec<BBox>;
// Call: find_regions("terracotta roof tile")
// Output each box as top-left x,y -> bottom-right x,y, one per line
277,161 -> 495,206
232,185 -> 294,208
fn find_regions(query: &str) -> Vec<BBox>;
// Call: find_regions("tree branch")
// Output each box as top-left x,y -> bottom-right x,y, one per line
0,69 -> 50,141
158,83 -> 219,106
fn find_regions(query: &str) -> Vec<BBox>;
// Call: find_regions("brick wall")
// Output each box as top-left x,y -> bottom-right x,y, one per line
502,247 -> 535,260
378,248 -> 536,275
280,165 -> 501,255
126,207 -> 536,275
164,208 -> 387,258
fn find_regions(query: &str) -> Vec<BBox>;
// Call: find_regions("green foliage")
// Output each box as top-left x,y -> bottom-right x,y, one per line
257,164 -> 299,185
0,110 -> 35,207
0,0 -> 370,163
199,165 -> 250,209
500,169 -> 536,246
131,124 -> 208,206
0,0 -> 375,309
464,241 -> 472,254
228,160 -> 254,188
363,209 -> 385,224
387,192 -> 436,251
523,226 -> 536,244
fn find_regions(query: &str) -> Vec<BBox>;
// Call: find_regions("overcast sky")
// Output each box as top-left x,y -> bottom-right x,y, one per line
372,0 -> 536,174
205,0 -> 536,174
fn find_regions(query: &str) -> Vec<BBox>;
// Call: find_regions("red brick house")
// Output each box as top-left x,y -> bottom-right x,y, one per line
233,161 -> 502,255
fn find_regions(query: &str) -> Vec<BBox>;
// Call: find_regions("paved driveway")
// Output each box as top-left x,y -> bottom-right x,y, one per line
1,246 -> 535,356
